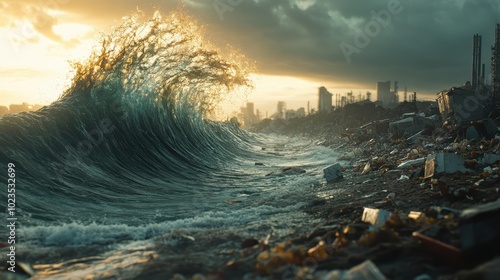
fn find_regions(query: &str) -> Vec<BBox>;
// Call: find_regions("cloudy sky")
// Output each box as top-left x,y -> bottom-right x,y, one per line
0,0 -> 499,114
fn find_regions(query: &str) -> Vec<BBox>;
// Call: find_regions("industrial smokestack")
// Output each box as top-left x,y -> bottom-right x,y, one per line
472,34 -> 482,90
493,24 -> 500,104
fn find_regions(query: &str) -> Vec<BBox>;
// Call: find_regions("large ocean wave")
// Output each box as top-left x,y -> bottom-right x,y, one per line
0,11 -> 256,227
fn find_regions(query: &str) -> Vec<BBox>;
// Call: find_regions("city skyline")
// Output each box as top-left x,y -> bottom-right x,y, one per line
0,102 -> 44,116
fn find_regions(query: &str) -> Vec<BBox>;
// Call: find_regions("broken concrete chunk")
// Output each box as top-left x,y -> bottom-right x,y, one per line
480,154 -> 500,165
459,199 -> 500,253
362,208 -> 391,227
324,163 -> 343,182
424,153 -> 466,178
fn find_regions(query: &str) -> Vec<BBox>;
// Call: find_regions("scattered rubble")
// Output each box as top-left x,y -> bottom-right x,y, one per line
237,89 -> 500,279
323,163 -> 343,182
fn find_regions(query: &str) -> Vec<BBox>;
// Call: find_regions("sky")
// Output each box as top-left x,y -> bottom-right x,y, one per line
0,0 -> 499,115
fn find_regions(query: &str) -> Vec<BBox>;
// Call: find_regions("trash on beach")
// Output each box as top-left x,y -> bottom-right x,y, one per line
357,229 -> 380,247
480,153 -> 500,165
459,199 -> 500,255
460,118 -> 498,140
361,162 -> 371,175
397,157 -> 425,169
408,211 -> 426,224
320,260 -> 386,280
255,243 -> 307,275
339,148 -> 364,160
307,240 -> 330,261
362,208 -> 391,227
385,192 -> 396,202
324,163 -> 343,182
474,179 -> 486,188
424,153 -> 467,178
333,230 -> 350,249
407,131 -> 422,144
412,226 -> 464,266
411,201 -> 500,265
398,175 -> 409,180
483,166 -> 493,175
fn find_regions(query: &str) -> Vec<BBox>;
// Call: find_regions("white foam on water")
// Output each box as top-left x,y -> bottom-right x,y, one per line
20,135 -> 339,279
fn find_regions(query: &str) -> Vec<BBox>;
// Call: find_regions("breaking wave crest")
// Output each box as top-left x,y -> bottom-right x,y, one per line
0,11 -> 255,226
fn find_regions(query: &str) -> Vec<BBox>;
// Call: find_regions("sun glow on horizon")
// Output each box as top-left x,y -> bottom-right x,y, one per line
0,19 -> 96,106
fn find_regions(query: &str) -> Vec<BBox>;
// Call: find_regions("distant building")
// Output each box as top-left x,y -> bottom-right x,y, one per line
296,107 -> 306,118
0,106 -> 8,116
318,87 -> 333,113
285,109 -> 296,119
9,103 -> 30,114
255,109 -> 262,122
240,102 -> 256,128
493,24 -> 500,105
276,101 -> 286,119
284,107 -> 306,119
6,103 -> 44,114
377,81 -> 399,108
377,81 -> 391,107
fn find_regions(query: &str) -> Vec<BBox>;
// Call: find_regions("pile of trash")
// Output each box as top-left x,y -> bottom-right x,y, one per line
170,116 -> 500,279
218,190 -> 500,279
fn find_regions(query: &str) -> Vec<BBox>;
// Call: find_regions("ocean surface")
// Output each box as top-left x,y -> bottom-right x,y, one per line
0,12 -> 340,279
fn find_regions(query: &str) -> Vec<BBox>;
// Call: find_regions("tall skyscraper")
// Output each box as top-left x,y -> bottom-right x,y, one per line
318,86 -> 333,113
277,101 -> 286,119
376,81 -> 391,107
240,102 -> 256,127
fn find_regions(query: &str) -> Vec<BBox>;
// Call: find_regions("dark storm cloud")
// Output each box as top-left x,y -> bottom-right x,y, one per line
182,0 -> 500,94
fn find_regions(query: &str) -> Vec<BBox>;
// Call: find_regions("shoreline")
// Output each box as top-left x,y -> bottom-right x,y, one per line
239,124 -> 500,278
134,126 -> 500,279
4,124 -> 500,279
